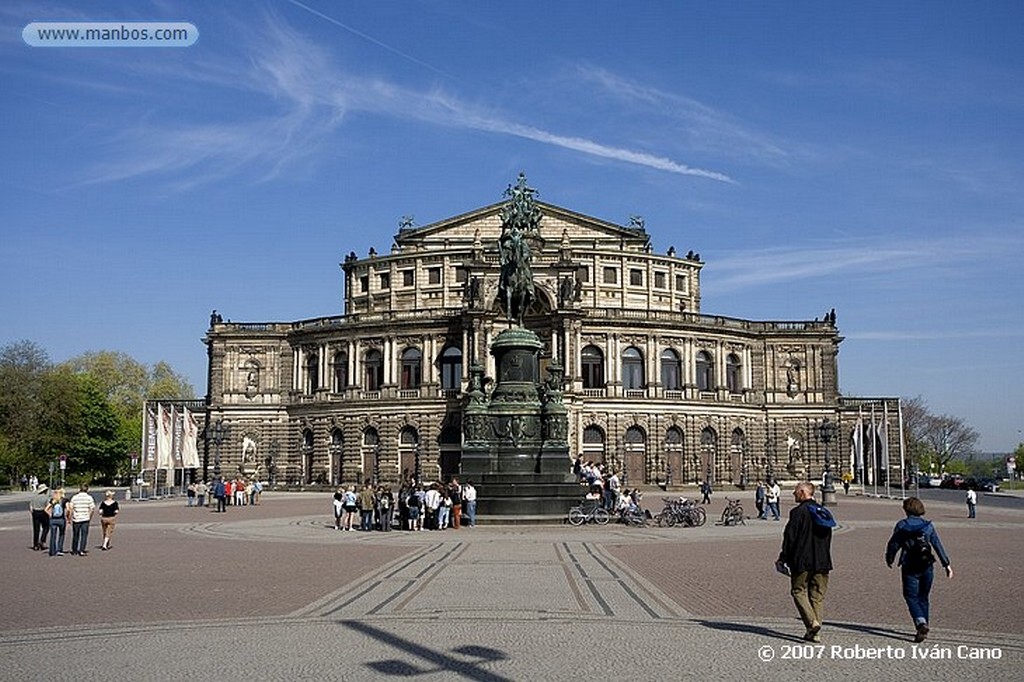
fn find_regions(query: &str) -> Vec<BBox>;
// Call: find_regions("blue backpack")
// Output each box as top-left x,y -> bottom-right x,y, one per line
50,501 -> 64,518
808,502 -> 836,528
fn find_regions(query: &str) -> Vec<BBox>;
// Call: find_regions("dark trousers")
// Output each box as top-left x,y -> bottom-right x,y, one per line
71,521 -> 90,554
217,495 -> 227,512
32,510 -> 50,548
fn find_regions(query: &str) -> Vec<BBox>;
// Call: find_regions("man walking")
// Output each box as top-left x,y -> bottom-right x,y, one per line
755,480 -> 766,520
700,479 -> 712,504
965,487 -> 977,518
776,481 -> 833,642
68,484 -> 96,556
766,479 -> 782,521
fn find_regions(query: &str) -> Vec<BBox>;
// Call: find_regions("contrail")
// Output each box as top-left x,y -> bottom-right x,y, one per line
285,0 -> 454,79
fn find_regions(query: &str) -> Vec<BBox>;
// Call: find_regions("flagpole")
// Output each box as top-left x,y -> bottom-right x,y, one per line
883,400 -> 891,499
871,402 -> 878,497
897,398 -> 909,498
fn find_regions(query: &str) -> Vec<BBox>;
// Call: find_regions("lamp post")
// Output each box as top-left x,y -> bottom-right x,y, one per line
817,417 -> 838,506
414,443 -> 422,485
210,419 -> 226,480
267,439 -> 279,487
765,437 -> 775,483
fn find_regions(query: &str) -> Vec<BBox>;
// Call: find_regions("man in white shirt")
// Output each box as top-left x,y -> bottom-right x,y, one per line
68,485 -> 96,556
966,487 -> 977,518
766,480 -> 782,521
462,481 -> 477,527
423,484 -> 442,530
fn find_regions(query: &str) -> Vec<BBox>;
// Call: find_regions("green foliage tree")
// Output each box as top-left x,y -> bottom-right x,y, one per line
1,341 -> 197,485
900,395 -> 980,475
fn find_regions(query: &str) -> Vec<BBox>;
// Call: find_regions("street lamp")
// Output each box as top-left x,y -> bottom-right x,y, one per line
817,417 -> 838,506
765,437 -> 775,483
210,419 -> 226,480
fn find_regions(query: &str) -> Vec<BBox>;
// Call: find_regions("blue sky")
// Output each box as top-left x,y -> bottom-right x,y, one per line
2,1 -> 1022,452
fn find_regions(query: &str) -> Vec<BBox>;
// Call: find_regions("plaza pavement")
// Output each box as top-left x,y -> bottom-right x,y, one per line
0,488 -> 1020,681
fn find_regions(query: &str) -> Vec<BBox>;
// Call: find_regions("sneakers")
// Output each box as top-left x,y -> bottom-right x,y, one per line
914,622 -> 929,643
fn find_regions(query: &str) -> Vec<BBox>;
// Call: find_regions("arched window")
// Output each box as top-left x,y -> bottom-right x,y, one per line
364,349 -> 383,391
362,428 -> 380,485
333,351 -> 348,392
660,348 -> 682,390
621,347 -> 644,390
726,353 -> 742,393
440,346 -> 462,390
581,345 -> 605,389
696,351 -> 714,392
401,347 -> 422,389
306,352 -> 319,393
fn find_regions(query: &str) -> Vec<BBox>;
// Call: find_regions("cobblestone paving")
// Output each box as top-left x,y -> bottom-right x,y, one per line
1,492 -> 1020,680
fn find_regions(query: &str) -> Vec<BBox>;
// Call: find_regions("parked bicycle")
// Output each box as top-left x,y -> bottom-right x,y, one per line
655,497 -> 707,528
568,500 -> 610,526
617,506 -> 650,527
720,497 -> 745,526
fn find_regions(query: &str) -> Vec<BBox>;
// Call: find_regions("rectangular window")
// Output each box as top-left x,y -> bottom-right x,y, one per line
603,267 -> 617,284
379,273 -> 390,290
428,267 -> 442,285
455,267 -> 468,283
629,269 -> 643,286
359,275 -> 369,293
402,270 -> 414,287
675,274 -> 686,291
654,272 -> 666,288
577,265 -> 589,283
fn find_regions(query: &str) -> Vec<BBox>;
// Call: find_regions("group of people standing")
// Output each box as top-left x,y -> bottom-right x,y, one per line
332,478 -> 478,532
777,480 -> 953,644
29,484 -> 119,556
199,476 -> 262,512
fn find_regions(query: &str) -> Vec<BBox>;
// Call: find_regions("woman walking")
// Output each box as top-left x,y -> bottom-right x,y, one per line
99,490 -> 119,550
885,497 -> 953,642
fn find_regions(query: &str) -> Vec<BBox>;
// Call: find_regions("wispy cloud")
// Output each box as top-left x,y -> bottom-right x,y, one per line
847,329 -> 1024,341
571,65 -> 791,166
67,12 -> 734,188
705,234 -> 1021,292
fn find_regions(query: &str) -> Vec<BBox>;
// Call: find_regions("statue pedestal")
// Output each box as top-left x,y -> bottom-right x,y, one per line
461,327 -> 580,522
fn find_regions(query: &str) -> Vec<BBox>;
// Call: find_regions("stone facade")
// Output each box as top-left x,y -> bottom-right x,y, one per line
202,191 -> 901,488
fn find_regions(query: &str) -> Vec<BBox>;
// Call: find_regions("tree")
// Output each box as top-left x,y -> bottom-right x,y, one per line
148,361 -> 196,401
0,341 -> 52,484
62,351 -> 148,420
922,413 -> 980,473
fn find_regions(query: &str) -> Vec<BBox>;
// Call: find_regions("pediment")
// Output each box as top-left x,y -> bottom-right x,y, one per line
393,201 -> 650,253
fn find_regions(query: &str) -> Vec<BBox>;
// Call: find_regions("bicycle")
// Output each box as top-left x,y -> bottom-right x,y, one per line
568,500 -> 610,526
655,497 -> 707,528
617,506 -> 650,527
720,497 -> 745,526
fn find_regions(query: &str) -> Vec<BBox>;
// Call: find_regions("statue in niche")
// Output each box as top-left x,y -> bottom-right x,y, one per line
786,434 -> 806,478
785,359 -> 800,397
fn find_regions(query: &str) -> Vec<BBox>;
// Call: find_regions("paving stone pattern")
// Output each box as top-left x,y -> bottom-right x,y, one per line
0,491 -> 1020,680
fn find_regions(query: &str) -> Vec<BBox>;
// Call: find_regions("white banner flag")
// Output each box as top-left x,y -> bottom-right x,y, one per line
852,417 -> 864,469
156,404 -> 173,473
181,407 -> 201,469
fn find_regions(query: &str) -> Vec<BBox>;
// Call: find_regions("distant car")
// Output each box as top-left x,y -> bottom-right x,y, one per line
965,478 -> 1000,492
917,476 -> 943,488
939,476 -> 965,489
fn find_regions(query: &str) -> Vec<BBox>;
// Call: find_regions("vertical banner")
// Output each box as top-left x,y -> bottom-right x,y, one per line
145,405 -> 157,471
181,407 -> 201,469
156,403 -> 172,474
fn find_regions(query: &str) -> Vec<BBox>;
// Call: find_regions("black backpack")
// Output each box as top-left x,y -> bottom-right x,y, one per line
903,524 -> 936,572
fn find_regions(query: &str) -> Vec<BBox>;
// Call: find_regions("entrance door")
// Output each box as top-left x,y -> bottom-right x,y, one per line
623,426 -> 646,486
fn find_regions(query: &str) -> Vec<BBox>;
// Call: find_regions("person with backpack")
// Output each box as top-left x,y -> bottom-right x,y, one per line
885,497 -> 953,643
45,488 -> 68,556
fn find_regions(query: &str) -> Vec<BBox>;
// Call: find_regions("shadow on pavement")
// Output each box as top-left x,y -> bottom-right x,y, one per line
828,621 -> 909,642
342,620 -> 511,681
695,619 -> 804,642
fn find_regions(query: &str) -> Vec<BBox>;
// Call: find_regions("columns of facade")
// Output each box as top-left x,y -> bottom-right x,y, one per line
425,334 -> 437,387
383,336 -> 394,386
319,342 -> 328,390
292,347 -> 300,393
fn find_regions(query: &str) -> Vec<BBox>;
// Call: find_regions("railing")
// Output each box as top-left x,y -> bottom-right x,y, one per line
398,389 -> 421,399
582,388 -> 606,397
